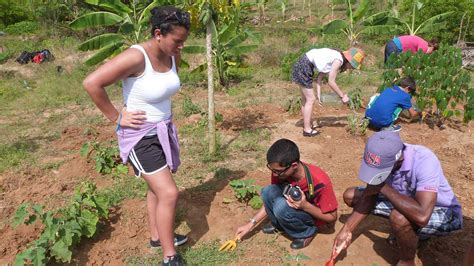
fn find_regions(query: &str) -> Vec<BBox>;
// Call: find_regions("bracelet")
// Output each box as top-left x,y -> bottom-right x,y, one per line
115,111 -> 122,132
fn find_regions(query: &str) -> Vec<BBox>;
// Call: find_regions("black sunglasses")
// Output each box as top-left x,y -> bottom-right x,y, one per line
161,11 -> 190,26
267,163 -> 292,177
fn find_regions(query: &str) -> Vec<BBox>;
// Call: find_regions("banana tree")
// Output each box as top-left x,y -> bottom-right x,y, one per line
390,0 -> 454,35
69,0 -> 176,66
322,0 -> 398,45
183,15 -> 258,87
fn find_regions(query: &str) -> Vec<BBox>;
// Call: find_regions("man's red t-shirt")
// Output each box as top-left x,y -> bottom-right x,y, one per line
271,162 -> 338,227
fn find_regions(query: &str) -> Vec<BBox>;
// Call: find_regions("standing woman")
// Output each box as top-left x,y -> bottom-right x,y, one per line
83,6 -> 189,266
292,47 -> 365,137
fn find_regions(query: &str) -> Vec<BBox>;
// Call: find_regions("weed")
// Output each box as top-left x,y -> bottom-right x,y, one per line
229,179 -> 263,209
348,88 -> 364,110
80,141 -> 121,175
231,128 -> 271,153
283,252 -> 311,264
182,96 -> 202,117
284,96 -> 302,115
0,141 -> 36,172
347,113 -> 369,136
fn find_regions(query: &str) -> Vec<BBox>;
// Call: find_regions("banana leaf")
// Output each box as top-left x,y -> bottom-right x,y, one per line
70,12 -> 124,30
78,33 -> 124,51
85,0 -> 132,14
358,24 -> 399,36
85,41 -> 124,66
223,33 -> 248,49
352,0 -> 369,22
414,11 -> 454,35
322,19 -> 348,34
363,11 -> 393,26
219,18 -> 238,43
138,0 -> 161,26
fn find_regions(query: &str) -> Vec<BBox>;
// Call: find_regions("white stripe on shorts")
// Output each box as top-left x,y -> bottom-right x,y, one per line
129,148 -> 144,176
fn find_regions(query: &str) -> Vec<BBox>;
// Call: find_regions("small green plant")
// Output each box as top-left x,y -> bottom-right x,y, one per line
0,51 -> 12,64
80,141 -> 121,174
229,179 -> 262,209
13,181 -> 110,265
284,96 -> 302,115
347,113 -> 369,136
182,96 -> 202,117
348,88 -> 364,110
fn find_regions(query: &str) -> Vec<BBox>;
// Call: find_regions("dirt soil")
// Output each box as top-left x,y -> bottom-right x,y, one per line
0,99 -> 473,265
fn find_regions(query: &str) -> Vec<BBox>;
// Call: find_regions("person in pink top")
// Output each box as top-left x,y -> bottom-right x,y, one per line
384,35 -> 439,64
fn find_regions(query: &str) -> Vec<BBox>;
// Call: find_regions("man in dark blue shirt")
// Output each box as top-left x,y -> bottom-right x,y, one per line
365,77 -> 420,130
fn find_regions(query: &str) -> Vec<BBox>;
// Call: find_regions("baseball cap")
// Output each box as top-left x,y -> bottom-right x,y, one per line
343,48 -> 365,70
358,131 -> 404,185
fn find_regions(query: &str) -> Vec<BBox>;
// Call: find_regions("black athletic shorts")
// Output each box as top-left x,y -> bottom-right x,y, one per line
128,135 -> 168,177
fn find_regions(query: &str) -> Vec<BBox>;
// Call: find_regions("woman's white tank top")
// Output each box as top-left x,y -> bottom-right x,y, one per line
122,45 -> 180,135
305,48 -> 343,73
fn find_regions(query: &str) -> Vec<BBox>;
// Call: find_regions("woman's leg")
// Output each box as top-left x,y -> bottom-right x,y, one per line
147,190 -> 160,240
300,86 -> 316,133
142,167 -> 178,258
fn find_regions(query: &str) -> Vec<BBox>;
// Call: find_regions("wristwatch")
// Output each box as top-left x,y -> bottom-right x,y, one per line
250,218 -> 257,226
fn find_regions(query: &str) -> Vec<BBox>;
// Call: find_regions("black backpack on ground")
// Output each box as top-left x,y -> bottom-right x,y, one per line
16,51 -> 34,64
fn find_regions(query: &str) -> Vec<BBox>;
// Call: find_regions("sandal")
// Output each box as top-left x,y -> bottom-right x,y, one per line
303,129 -> 320,137
341,94 -> 350,104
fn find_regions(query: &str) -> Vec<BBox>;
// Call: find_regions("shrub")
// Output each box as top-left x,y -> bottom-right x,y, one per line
0,51 -> 11,64
229,179 -> 263,209
383,45 -> 474,122
80,141 -> 121,174
5,21 -> 39,35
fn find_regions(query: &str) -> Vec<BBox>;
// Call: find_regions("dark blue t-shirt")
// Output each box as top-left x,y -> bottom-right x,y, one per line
365,85 -> 412,128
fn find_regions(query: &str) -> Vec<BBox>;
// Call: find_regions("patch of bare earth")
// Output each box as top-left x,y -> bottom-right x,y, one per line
1,100 -> 472,265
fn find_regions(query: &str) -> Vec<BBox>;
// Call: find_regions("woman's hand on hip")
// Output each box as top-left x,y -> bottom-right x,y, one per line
119,109 -> 146,129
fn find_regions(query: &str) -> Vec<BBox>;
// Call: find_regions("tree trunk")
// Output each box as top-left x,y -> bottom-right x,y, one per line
206,21 -> 216,155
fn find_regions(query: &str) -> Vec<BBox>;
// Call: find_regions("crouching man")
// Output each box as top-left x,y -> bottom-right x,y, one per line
333,131 -> 462,266
236,138 -> 338,249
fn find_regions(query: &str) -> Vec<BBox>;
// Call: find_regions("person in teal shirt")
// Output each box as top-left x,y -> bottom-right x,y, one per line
365,77 -> 420,131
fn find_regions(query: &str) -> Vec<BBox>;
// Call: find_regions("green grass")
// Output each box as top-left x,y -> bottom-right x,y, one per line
230,128 -> 272,153
0,141 -> 37,172
125,240 -> 239,266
